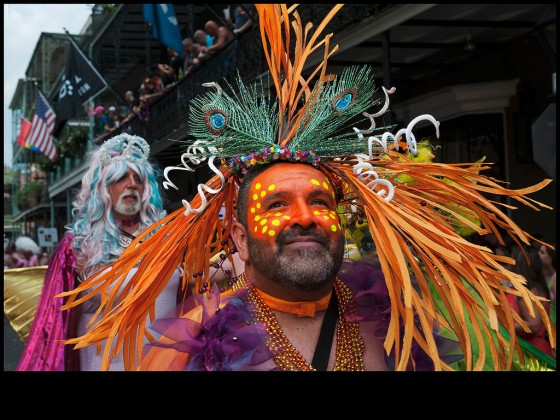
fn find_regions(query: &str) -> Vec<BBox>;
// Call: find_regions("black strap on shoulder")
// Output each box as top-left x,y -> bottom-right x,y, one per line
311,290 -> 338,371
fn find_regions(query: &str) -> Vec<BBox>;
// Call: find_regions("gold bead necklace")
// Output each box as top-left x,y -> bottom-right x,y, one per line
233,273 -> 365,371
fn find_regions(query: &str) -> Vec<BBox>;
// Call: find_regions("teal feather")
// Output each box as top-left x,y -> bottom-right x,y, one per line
188,74 -> 278,158
186,66 -> 390,159
290,66 -> 381,156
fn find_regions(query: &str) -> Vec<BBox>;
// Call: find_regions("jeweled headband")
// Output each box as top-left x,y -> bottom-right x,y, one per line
99,133 -> 150,167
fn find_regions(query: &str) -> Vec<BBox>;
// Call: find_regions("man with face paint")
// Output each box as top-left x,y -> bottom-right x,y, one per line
228,162 -> 388,370
236,163 -> 345,298
16,133 -> 181,371
137,161 -> 456,371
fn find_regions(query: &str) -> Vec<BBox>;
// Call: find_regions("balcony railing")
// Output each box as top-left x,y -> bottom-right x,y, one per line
50,155 -> 85,185
100,27 -> 267,146
93,4 -> 390,145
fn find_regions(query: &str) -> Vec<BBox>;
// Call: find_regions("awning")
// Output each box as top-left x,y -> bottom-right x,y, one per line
11,203 -> 65,223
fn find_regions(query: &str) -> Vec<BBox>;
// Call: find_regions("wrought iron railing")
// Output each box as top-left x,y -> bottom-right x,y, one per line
118,26 -> 266,144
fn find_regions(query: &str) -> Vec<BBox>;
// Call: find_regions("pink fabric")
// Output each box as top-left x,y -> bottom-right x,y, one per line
28,254 -> 39,266
17,233 -> 76,371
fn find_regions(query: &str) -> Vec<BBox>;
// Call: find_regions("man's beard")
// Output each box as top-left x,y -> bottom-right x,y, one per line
248,226 -> 344,291
114,190 -> 141,215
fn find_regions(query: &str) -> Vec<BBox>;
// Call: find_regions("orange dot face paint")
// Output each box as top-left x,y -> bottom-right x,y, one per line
247,164 -> 342,244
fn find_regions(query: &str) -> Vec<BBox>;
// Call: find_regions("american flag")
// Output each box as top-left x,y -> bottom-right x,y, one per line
27,91 -> 58,161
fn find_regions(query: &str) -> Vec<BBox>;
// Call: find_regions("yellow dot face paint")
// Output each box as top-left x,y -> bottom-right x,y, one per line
247,163 -> 342,244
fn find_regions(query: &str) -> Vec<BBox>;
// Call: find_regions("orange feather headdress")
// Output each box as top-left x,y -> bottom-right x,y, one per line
59,4 -> 555,371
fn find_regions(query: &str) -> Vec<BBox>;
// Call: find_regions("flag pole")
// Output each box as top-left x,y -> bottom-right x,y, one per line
87,41 -> 95,153
12,147 -> 24,164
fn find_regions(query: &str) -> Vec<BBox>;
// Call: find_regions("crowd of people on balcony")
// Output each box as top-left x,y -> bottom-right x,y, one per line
91,4 -> 257,146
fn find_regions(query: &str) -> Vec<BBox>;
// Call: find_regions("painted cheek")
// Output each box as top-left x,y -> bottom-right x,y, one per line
309,177 -> 341,237
248,182 -> 288,241
313,208 -> 342,238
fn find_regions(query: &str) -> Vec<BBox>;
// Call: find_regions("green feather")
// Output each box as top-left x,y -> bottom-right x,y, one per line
185,66 -> 391,159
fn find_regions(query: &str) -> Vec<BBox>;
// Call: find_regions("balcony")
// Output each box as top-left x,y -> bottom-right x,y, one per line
49,4 -> 391,190
83,4 -> 393,170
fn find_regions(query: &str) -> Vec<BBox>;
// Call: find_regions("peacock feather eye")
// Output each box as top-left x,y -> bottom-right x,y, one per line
205,110 -> 228,134
332,88 -> 358,112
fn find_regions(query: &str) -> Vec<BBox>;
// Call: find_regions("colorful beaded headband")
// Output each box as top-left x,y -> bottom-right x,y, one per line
230,146 -> 320,175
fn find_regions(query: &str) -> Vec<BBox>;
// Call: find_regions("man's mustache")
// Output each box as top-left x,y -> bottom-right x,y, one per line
118,189 -> 140,200
276,227 -> 330,248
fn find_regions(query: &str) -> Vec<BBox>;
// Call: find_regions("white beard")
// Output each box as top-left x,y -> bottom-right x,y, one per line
114,190 -> 141,215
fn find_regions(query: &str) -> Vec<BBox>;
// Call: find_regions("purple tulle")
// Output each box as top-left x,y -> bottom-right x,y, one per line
17,233 -> 77,371
147,258 -> 463,371
339,258 -> 464,370
149,284 -> 279,371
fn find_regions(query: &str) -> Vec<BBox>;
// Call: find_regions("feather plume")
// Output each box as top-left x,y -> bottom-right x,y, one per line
255,4 -> 343,145
321,156 -> 555,370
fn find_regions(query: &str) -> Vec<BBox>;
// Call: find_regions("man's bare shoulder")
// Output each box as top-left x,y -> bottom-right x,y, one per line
218,26 -> 234,41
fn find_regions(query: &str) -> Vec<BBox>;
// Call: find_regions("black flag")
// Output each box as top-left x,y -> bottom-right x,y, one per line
55,35 -> 109,124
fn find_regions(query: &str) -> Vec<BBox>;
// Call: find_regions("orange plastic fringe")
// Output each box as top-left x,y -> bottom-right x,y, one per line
322,156 -> 555,370
255,4 -> 343,145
